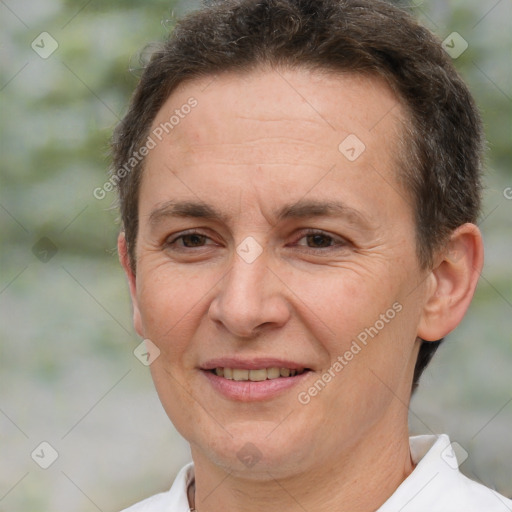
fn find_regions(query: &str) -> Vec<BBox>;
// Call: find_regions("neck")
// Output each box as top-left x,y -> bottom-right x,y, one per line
190,419 -> 414,512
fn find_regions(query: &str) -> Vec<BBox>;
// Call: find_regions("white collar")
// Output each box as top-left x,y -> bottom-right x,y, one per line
377,434 -> 512,511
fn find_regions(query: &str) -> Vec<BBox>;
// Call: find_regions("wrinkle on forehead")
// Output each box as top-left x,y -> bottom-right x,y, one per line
141,67 -> 412,231
150,66 -> 405,146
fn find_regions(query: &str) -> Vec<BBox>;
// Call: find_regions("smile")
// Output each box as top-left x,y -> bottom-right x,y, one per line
211,367 -> 307,381
202,363 -> 311,401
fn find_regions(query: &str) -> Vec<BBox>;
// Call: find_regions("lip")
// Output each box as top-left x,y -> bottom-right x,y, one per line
202,369 -> 311,402
200,357 -> 308,371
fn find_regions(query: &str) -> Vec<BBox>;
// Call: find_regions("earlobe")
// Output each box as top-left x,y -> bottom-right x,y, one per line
117,232 -> 143,338
417,223 -> 484,342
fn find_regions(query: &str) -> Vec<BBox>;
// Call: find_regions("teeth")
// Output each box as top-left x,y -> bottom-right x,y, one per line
212,367 -> 305,381
249,369 -> 267,381
267,367 -> 280,379
233,369 -> 249,381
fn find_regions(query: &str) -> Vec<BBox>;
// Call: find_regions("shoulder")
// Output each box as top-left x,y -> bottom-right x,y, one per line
378,434 -> 512,512
120,490 -> 173,512
453,472 -> 512,511
119,463 -> 194,512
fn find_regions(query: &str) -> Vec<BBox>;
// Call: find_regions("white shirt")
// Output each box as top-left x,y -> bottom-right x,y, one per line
121,434 -> 512,512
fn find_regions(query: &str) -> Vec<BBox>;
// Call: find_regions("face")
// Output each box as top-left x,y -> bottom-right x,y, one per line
123,67 -> 430,478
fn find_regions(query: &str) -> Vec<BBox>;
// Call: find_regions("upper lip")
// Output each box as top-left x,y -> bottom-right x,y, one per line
200,358 -> 310,371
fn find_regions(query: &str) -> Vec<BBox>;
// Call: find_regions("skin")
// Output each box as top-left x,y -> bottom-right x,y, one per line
118,67 -> 484,512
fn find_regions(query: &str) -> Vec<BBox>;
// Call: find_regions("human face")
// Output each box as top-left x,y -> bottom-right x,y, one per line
124,67 -> 429,477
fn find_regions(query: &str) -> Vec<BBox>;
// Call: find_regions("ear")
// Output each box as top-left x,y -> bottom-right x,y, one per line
118,232 -> 143,338
417,223 -> 484,341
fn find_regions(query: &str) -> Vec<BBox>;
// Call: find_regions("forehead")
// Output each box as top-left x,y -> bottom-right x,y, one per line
152,66 -> 404,147
141,67 -> 410,224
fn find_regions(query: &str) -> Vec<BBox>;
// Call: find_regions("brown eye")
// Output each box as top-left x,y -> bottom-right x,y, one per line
165,230 -> 213,249
305,233 -> 334,248
292,229 -> 349,253
179,233 -> 208,247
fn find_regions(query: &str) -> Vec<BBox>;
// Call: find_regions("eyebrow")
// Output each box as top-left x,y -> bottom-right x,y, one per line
276,199 -> 373,229
149,200 -> 229,226
148,198 -> 374,230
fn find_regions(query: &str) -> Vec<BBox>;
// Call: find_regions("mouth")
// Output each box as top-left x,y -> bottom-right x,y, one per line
208,367 -> 308,381
200,360 -> 312,401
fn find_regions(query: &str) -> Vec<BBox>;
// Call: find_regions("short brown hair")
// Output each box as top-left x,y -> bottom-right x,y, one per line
111,0 -> 485,391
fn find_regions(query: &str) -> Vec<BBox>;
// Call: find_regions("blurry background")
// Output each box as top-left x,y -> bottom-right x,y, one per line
0,0 -> 510,510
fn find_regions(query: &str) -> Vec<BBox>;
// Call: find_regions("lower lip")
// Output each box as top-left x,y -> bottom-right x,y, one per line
202,370 -> 310,402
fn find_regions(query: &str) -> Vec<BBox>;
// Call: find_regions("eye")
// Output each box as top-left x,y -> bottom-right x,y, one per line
165,230 -> 216,249
293,229 -> 348,250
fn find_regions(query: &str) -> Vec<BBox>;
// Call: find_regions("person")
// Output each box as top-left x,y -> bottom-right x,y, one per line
110,0 -> 512,510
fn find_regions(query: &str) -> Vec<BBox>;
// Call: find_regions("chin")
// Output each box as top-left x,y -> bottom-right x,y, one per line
190,421 -> 316,478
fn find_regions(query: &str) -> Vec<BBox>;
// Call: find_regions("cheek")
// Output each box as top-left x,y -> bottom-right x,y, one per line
289,264 -> 419,391
135,265 -> 212,353
288,266 -> 400,342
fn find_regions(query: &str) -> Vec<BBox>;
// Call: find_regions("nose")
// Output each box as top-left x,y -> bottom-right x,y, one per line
208,245 -> 291,338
